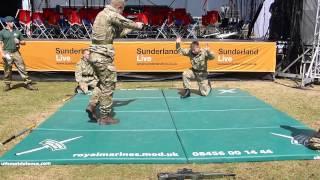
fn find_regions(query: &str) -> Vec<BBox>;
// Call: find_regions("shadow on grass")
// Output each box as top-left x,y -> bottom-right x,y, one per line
9,82 -> 38,91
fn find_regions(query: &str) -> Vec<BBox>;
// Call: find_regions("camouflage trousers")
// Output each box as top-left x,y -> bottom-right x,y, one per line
88,51 -> 116,117
2,51 -> 32,85
77,80 -> 99,105
89,85 -> 100,105
182,69 -> 211,96
87,79 -> 99,105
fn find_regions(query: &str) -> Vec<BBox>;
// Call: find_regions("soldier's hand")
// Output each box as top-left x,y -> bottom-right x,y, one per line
4,53 -> 11,60
205,43 -> 210,51
176,37 -> 182,43
136,22 -> 144,30
80,83 -> 88,93
14,38 -> 20,44
108,65 -> 117,72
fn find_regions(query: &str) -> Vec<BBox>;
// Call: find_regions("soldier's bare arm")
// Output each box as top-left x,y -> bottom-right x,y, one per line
0,41 -> 4,57
204,43 -> 214,60
0,31 -> 4,57
14,39 -> 26,46
176,37 -> 190,56
15,31 -> 26,45
19,41 -> 26,45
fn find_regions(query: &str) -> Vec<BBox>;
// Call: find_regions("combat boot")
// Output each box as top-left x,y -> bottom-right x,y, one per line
180,89 -> 190,98
86,103 -> 97,121
25,84 -> 38,91
3,84 -> 11,92
98,116 -> 119,125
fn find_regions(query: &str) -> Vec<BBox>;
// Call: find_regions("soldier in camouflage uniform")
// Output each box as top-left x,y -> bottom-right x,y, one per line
307,130 -> 320,150
75,49 -> 98,93
75,49 -> 99,118
176,37 -> 215,98
86,0 -> 143,125
0,16 -> 37,91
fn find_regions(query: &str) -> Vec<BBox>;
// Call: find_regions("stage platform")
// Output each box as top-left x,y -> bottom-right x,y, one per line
1,89 -> 319,165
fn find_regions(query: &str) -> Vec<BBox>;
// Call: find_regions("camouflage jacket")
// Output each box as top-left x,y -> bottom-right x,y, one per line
90,5 -> 139,55
176,42 -> 215,72
75,58 -> 98,86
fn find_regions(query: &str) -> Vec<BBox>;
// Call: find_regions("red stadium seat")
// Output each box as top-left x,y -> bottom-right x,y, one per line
62,8 -> 77,19
87,8 -> 100,23
64,10 -> 86,39
174,8 -> 187,14
167,11 -> 175,25
136,13 -> 149,25
43,8 -> 56,20
17,9 -> 32,25
47,12 -> 60,26
32,12 -> 44,23
207,10 -> 220,24
68,10 -> 81,26
202,15 -> 209,26
202,11 -> 220,26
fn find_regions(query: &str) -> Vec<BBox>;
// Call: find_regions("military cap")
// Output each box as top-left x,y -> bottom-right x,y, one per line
5,16 -> 15,22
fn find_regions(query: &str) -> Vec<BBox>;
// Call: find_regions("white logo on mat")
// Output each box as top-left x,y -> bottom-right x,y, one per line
314,156 -> 320,160
218,89 -> 237,94
271,133 -> 309,146
15,136 -> 82,156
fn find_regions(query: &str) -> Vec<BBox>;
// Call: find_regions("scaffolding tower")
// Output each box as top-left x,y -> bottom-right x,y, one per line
277,0 -> 320,87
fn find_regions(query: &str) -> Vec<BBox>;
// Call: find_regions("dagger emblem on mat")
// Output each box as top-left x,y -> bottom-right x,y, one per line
15,136 -> 82,156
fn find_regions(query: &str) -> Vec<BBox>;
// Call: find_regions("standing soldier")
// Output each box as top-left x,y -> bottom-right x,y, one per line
176,37 -> 215,98
0,16 -> 37,91
86,0 -> 143,125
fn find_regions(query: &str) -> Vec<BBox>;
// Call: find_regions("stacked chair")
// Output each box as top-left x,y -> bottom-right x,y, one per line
11,6 -> 245,40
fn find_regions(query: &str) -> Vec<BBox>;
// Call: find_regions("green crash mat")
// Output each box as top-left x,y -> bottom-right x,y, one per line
0,90 -> 186,165
178,127 -> 317,163
169,109 -> 304,130
62,95 -> 168,112
163,90 -> 271,111
163,89 -> 320,163
1,89 -> 319,165
37,111 -> 175,131
0,131 -> 186,164
39,90 -> 174,131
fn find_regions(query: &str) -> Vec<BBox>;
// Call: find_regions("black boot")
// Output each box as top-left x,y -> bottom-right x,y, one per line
86,103 -> 97,121
98,116 -> 119,125
180,89 -> 191,98
25,84 -> 38,91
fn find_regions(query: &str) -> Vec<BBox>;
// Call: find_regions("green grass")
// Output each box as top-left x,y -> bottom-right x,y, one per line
0,79 -> 320,180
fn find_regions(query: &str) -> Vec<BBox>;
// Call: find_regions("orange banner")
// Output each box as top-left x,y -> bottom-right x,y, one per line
0,40 -> 276,72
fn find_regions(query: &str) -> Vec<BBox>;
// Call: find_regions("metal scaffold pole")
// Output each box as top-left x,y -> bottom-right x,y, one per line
302,0 -> 320,86
276,0 -> 320,87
